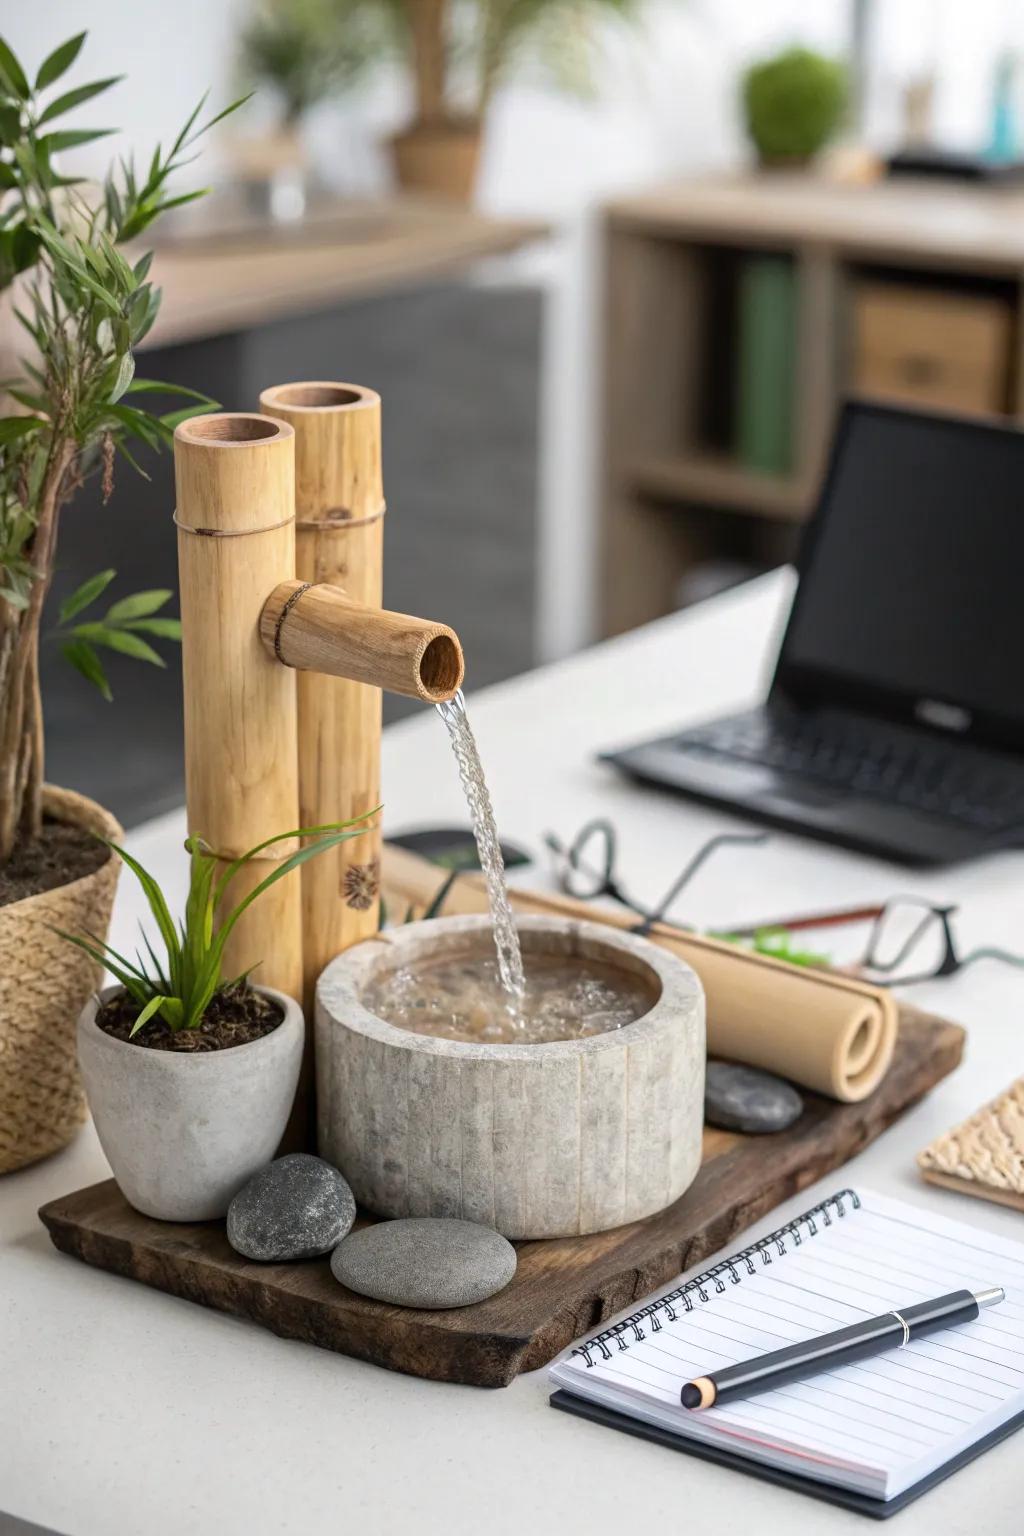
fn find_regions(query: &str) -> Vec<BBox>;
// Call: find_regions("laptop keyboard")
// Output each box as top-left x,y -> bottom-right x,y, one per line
674,710 -> 1024,833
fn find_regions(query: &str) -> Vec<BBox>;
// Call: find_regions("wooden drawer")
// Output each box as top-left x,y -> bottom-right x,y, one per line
852,283 -> 1012,415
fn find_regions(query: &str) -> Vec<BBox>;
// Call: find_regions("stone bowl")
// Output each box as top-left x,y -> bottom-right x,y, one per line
316,915 -> 705,1239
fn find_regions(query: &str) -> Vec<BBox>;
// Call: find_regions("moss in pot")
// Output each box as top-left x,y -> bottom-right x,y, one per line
63,815 -> 372,1221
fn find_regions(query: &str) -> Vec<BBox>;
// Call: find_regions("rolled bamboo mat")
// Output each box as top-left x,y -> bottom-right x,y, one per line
380,842 -> 898,1103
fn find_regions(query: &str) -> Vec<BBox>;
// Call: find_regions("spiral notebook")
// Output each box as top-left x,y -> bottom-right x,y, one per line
550,1188 -> 1024,1518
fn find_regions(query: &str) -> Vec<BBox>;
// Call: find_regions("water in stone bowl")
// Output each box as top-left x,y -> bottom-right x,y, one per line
362,949 -> 658,1044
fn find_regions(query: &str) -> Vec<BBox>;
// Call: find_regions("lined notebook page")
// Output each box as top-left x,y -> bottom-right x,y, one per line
550,1189 -> 1024,1500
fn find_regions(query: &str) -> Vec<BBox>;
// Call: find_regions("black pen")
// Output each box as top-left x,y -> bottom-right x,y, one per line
681,1286 -> 1005,1409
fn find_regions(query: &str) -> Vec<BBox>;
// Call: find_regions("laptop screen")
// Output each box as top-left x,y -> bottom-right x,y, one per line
778,401 -> 1024,749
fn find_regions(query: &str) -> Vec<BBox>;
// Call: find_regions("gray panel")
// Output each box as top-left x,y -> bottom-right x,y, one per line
39,282 -> 541,826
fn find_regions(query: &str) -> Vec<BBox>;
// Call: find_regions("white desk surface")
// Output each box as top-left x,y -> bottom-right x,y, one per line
4,568 -> 1024,1536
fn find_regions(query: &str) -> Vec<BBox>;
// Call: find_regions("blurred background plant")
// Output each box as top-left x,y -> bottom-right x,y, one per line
231,0 -> 644,202
237,0 -> 384,130
742,45 -> 847,166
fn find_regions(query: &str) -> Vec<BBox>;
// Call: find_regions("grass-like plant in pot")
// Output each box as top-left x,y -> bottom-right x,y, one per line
742,46 -> 847,168
0,30 -> 244,1173
69,815 -> 373,1221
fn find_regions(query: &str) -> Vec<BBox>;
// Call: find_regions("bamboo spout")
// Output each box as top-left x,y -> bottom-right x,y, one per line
260,580 -> 464,702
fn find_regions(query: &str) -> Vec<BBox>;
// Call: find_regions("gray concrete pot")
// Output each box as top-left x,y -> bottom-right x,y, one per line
77,986 -> 303,1221
317,916 -> 705,1239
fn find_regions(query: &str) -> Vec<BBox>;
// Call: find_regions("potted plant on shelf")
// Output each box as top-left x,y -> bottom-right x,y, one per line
742,46 -> 848,170
235,0 -> 381,219
66,815 -> 372,1221
387,0 -> 638,202
0,30 -> 243,1173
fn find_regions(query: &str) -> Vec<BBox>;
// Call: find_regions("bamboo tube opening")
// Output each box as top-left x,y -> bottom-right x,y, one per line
178,414 -> 285,444
418,634 -> 463,701
264,383 -> 372,411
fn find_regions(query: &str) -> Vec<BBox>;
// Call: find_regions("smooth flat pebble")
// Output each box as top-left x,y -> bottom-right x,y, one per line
330,1216 -> 517,1309
227,1153 -> 356,1261
704,1059 -> 804,1134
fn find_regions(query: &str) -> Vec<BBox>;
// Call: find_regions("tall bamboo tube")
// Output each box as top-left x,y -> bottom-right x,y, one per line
258,382 -> 386,1022
173,414 -> 302,1002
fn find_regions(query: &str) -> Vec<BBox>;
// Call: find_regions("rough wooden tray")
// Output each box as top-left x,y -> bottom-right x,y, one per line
40,1007 -> 963,1388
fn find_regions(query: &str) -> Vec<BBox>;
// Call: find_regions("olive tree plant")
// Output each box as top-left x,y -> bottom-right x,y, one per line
0,31 -> 244,862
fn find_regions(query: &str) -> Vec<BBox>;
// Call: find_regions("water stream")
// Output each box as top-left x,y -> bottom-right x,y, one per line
436,690 -> 526,1009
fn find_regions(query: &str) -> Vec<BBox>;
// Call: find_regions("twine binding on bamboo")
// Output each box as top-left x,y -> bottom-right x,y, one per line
271,581 -> 312,662
172,511 -> 296,537
0,786 -> 123,1174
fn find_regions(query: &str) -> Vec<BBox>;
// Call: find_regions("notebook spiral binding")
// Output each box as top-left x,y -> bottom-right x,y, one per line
571,1189 -> 861,1369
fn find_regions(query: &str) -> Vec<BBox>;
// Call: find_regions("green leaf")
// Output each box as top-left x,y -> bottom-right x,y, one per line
0,37 -> 30,99
213,824 -> 375,961
422,867 -> 459,920
126,378 -> 219,407
109,349 -> 135,403
59,568 -> 116,622
0,414 -> 44,445
104,401 -> 172,448
123,616 -> 181,640
195,92 -> 254,139
61,638 -> 112,701
160,403 -> 217,430
71,624 -> 165,666
7,388 -> 49,413
128,993 -> 166,1039
100,839 -> 180,964
40,127 -> 115,153
104,589 -> 172,622
37,77 -> 122,126
35,32 -> 86,92
0,104 -> 19,147
0,162 -> 17,189
159,995 -> 185,1031
54,929 -> 149,1003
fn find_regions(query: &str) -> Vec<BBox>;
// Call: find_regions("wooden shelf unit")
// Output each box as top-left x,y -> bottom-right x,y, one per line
598,174 -> 1024,637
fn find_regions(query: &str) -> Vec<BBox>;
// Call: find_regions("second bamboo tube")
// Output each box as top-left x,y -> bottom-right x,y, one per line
259,383 -> 385,1019
173,413 -> 302,1002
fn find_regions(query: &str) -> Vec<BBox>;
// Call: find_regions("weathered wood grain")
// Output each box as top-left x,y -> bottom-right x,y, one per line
39,1008 -> 963,1388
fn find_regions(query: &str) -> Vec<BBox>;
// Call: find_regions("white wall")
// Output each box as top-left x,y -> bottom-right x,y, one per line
6,2 -> 1022,661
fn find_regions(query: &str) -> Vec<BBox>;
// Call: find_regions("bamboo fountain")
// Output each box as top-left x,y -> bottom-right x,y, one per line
173,389 -> 465,1142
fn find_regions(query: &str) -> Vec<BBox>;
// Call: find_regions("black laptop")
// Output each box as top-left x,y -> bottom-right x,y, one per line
602,400 -> 1024,866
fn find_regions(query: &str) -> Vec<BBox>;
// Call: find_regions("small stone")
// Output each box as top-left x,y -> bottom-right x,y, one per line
330,1217 -> 516,1309
704,1060 -> 803,1134
227,1153 -> 356,1261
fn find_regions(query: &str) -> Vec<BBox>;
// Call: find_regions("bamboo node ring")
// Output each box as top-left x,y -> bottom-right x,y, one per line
173,510 -> 296,537
295,502 -> 386,532
273,582 -> 312,662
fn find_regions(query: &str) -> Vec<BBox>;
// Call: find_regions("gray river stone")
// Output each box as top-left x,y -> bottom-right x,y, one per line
227,1153 -> 356,1261
704,1060 -> 804,1134
331,1216 -> 517,1308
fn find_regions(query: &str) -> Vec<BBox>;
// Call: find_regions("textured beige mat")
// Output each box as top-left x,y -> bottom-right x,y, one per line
919,1078 -> 1024,1212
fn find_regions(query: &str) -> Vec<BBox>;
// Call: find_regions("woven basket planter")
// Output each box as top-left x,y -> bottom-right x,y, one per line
0,785 -> 122,1174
